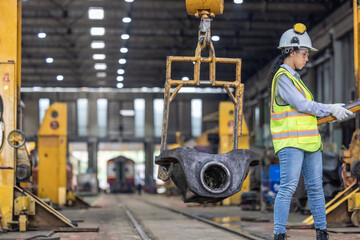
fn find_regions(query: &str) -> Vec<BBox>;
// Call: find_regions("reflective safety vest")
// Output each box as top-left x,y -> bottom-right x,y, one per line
270,68 -> 321,153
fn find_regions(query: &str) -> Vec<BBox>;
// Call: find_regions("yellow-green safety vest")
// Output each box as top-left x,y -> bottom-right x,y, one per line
270,68 -> 321,153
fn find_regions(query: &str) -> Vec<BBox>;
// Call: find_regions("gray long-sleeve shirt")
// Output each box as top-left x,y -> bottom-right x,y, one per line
274,64 -> 331,118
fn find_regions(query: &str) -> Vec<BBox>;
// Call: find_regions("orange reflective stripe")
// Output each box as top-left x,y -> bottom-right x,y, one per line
273,129 -> 319,135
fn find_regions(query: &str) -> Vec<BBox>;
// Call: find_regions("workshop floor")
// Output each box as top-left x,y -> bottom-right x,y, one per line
1,193 -> 360,240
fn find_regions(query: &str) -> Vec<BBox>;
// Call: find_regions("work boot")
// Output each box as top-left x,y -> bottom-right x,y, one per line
316,229 -> 329,240
274,233 -> 289,240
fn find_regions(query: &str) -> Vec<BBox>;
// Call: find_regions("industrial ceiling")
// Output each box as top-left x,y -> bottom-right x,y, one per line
21,0 -> 346,89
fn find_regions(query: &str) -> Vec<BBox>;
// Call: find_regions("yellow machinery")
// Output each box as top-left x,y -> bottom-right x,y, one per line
0,0 -> 76,232
218,102 -> 250,205
37,103 -> 68,205
37,103 -> 90,208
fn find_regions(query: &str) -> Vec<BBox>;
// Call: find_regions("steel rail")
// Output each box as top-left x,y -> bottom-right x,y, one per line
135,197 -> 268,240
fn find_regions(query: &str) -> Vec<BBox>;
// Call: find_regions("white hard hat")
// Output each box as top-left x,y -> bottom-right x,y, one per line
278,23 -> 317,52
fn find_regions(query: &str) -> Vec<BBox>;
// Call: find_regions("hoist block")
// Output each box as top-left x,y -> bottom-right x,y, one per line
186,0 -> 224,16
155,147 -> 260,203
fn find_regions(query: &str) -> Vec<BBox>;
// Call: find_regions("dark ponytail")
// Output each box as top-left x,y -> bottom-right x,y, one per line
267,49 -> 291,91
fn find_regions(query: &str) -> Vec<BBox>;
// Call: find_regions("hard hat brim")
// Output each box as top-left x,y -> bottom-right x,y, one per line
278,46 -> 318,52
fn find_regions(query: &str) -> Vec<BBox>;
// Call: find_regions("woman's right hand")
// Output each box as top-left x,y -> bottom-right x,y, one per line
330,103 -> 353,120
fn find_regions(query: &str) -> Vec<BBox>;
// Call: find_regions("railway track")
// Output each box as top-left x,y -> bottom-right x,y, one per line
123,195 -> 269,240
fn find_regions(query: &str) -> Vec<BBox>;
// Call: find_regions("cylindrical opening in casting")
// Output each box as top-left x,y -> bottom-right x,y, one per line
200,162 -> 230,193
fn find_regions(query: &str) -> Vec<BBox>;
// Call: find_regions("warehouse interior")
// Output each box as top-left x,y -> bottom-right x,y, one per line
1,0 -> 360,239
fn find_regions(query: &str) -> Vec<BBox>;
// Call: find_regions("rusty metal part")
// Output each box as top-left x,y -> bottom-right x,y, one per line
317,99 -> 360,125
186,0 -> 224,17
155,147 -> 260,203
14,186 -> 76,229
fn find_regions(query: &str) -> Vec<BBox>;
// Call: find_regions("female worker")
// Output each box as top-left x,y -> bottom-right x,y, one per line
270,23 -> 353,240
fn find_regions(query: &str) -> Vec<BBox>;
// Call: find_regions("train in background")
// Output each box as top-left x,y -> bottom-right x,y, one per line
107,156 -> 135,193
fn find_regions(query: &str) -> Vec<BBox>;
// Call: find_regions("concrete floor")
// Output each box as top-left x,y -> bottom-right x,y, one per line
1,193 -> 360,240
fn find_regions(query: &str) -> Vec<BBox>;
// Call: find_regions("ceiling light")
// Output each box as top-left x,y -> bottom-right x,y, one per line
118,59 -> 126,64
46,57 -> 54,63
38,32 -> 46,38
120,109 -> 135,116
120,47 -> 128,53
121,34 -> 130,40
211,35 -> 220,41
97,72 -> 107,78
117,83 -> 124,88
124,0 -> 134,3
56,75 -> 64,81
117,69 -> 125,75
93,54 -> 106,60
122,17 -> 132,23
94,63 -> 107,70
90,27 -> 105,36
88,7 -> 104,20
234,0 -> 243,4
32,86 -> 42,91
91,40 -> 105,49
182,76 -> 189,81
117,76 -> 124,81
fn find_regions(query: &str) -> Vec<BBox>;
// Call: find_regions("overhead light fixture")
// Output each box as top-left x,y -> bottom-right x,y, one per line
117,69 -> 125,75
46,57 -> 54,63
56,75 -> 64,81
121,34 -> 130,40
117,76 -> 124,81
32,86 -> 42,91
93,54 -> 106,60
120,109 -> 135,116
211,35 -> 220,41
117,83 -> 124,88
88,7 -> 104,20
234,0 -> 244,4
91,40 -> 105,49
38,32 -> 46,38
120,47 -> 128,53
182,76 -> 189,81
97,72 -> 107,78
94,63 -> 107,70
124,0 -> 134,3
118,59 -> 126,64
90,27 -> 105,36
122,17 -> 132,23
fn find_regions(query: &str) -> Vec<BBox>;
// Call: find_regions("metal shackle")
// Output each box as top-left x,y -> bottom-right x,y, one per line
185,0 -> 224,16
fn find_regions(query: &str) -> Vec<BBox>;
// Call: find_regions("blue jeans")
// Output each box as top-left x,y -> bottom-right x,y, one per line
274,147 -> 327,234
